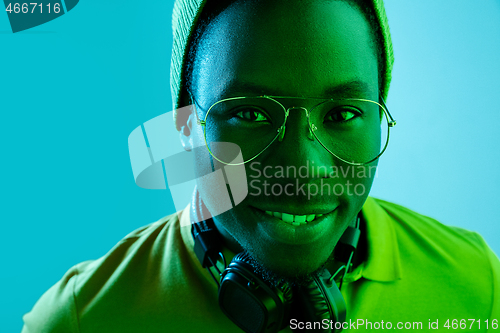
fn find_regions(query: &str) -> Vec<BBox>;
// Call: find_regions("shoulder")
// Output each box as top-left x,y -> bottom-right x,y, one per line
22,212 -> 182,333
366,196 -> 500,305
370,197 -> 490,256
22,263 -> 81,333
73,211 -> 182,288
360,197 -> 500,318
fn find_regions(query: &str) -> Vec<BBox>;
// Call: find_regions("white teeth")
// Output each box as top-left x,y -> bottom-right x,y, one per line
264,211 -> 322,225
282,213 -> 294,223
295,215 -> 306,223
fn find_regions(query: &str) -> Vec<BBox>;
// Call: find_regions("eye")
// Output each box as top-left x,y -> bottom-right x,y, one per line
233,106 -> 270,122
325,107 -> 361,123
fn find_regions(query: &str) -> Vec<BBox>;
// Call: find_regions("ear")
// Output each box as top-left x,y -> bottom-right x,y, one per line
179,106 -> 196,152
177,88 -> 197,151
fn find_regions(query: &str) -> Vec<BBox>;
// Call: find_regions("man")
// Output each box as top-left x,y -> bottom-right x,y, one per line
22,0 -> 500,332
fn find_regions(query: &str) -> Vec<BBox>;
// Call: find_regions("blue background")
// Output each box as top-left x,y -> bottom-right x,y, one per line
1,1 -> 499,331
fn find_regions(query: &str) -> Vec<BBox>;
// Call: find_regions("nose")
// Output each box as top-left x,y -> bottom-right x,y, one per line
268,106 -> 335,178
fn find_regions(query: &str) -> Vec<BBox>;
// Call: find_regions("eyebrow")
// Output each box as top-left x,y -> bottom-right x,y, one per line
220,81 -> 270,97
323,80 -> 374,98
219,80 -> 374,99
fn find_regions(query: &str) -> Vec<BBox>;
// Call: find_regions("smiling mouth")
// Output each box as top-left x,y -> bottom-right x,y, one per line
263,210 -> 324,226
250,206 -> 338,245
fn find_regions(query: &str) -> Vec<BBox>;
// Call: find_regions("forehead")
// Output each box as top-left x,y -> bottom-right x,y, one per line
191,0 -> 378,104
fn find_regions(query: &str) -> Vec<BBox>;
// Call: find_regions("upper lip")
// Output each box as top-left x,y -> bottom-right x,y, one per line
250,205 -> 336,216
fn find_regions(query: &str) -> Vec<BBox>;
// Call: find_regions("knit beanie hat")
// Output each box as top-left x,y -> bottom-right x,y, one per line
170,0 -> 394,130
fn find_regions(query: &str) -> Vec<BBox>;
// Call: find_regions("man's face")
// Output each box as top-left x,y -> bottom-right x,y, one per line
184,0 -> 379,279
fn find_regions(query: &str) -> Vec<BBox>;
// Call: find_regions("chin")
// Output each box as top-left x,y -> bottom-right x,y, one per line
220,206 -> 346,281
241,237 -> 336,285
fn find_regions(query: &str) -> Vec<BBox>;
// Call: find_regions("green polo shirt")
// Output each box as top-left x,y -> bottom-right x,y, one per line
22,197 -> 500,332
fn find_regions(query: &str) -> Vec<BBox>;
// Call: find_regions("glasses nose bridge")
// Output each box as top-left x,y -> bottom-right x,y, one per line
286,105 -> 309,112
278,105 -> 314,142
285,105 -> 310,119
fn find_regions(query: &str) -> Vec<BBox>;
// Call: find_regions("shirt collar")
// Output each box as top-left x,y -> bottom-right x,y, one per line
354,196 -> 402,282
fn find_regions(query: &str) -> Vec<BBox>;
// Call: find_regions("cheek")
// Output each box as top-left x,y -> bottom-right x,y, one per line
244,160 -> 376,213
335,163 -> 377,211
192,140 -> 250,220
191,138 -> 229,219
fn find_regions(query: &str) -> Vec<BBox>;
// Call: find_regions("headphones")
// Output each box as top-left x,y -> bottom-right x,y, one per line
191,216 -> 360,333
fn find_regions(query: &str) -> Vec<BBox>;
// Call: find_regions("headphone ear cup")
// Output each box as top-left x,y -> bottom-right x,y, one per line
291,271 -> 346,332
218,252 -> 293,333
